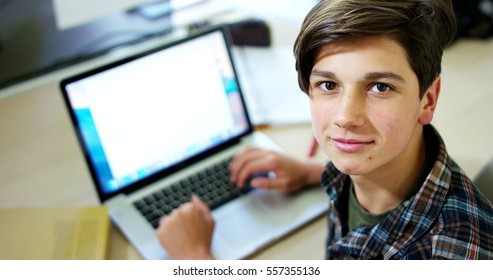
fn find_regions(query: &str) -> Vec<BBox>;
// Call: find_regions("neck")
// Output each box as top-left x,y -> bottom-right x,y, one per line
351,126 -> 427,215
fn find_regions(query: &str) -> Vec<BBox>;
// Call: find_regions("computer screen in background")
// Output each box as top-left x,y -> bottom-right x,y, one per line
0,0 -> 206,90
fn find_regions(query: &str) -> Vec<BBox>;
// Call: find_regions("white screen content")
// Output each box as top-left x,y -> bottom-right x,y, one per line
67,31 -> 245,185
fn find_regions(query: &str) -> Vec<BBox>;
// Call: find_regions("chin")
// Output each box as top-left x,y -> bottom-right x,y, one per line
331,160 -> 362,175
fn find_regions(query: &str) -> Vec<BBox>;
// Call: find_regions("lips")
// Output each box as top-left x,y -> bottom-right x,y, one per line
331,137 -> 374,153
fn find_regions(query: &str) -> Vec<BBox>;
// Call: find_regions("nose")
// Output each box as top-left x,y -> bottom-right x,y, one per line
333,90 -> 365,129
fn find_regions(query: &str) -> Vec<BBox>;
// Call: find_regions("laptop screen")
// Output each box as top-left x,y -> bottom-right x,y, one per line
61,27 -> 252,201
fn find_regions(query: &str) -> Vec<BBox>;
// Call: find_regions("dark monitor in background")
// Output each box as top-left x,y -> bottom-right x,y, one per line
0,0 -> 197,90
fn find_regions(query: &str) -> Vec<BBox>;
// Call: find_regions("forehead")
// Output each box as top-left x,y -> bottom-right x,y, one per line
313,36 -> 412,72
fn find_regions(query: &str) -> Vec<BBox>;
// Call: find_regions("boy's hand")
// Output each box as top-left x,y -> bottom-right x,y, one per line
156,195 -> 215,260
229,147 -> 324,192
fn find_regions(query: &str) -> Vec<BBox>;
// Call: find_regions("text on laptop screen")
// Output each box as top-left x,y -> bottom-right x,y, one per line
64,30 -> 250,195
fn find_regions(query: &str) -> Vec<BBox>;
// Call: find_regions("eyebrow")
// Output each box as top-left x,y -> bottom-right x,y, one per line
364,72 -> 406,83
310,70 -> 336,79
310,70 -> 406,83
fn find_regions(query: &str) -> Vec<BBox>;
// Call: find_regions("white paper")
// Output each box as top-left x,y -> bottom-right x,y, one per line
233,46 -> 311,126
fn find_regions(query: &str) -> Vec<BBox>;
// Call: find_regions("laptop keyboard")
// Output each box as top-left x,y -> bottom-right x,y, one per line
133,157 -> 250,228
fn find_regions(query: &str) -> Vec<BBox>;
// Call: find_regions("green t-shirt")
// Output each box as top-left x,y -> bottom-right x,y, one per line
348,178 -> 429,231
348,183 -> 390,231
347,131 -> 437,231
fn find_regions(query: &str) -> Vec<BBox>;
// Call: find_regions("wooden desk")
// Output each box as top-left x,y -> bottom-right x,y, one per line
1,36 -> 492,260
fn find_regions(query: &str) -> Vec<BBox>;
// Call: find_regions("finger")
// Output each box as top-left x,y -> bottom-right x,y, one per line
158,214 -> 168,226
230,147 -> 263,166
156,215 -> 174,246
191,194 -> 209,214
236,159 -> 278,188
157,215 -> 168,234
229,147 -> 266,182
191,195 -> 214,224
249,177 -> 276,189
232,153 -> 275,188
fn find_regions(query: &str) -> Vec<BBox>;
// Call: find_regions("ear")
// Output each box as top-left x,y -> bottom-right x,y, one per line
418,76 -> 441,125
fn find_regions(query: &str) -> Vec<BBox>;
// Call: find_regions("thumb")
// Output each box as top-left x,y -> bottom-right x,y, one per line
250,177 -> 275,189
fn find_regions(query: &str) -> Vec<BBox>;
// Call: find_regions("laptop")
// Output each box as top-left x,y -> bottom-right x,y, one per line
60,26 -> 328,260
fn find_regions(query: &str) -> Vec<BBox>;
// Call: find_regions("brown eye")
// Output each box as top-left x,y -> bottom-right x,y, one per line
375,83 -> 389,92
369,83 -> 393,95
321,82 -> 337,91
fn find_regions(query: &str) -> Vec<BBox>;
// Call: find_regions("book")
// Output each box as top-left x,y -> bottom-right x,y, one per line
0,206 -> 110,260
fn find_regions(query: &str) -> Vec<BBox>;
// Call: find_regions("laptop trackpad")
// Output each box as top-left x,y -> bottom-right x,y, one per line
212,190 -> 289,250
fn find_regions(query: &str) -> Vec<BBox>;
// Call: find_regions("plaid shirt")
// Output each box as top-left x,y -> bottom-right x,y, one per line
322,126 -> 493,259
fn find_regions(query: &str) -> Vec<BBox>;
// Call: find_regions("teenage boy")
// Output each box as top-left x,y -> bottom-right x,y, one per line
157,0 -> 493,259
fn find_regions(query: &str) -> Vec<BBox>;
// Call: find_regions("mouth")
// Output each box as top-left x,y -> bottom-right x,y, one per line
330,137 -> 374,153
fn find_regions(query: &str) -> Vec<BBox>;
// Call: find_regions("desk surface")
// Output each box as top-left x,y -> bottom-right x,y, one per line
0,77 -> 326,259
1,25 -> 493,259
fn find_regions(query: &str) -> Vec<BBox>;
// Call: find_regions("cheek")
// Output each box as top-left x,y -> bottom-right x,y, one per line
310,100 -> 337,158
372,109 -> 416,152
309,100 -> 331,135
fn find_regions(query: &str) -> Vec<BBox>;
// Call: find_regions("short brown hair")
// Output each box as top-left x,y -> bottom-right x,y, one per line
294,0 -> 457,97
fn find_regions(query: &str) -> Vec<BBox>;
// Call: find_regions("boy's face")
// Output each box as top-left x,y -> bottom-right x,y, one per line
309,36 -> 438,177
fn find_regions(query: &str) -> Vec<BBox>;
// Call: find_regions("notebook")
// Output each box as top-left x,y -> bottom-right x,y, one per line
60,26 -> 327,260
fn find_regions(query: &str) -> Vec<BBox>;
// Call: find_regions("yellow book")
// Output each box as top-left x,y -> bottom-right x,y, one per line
0,206 -> 110,260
